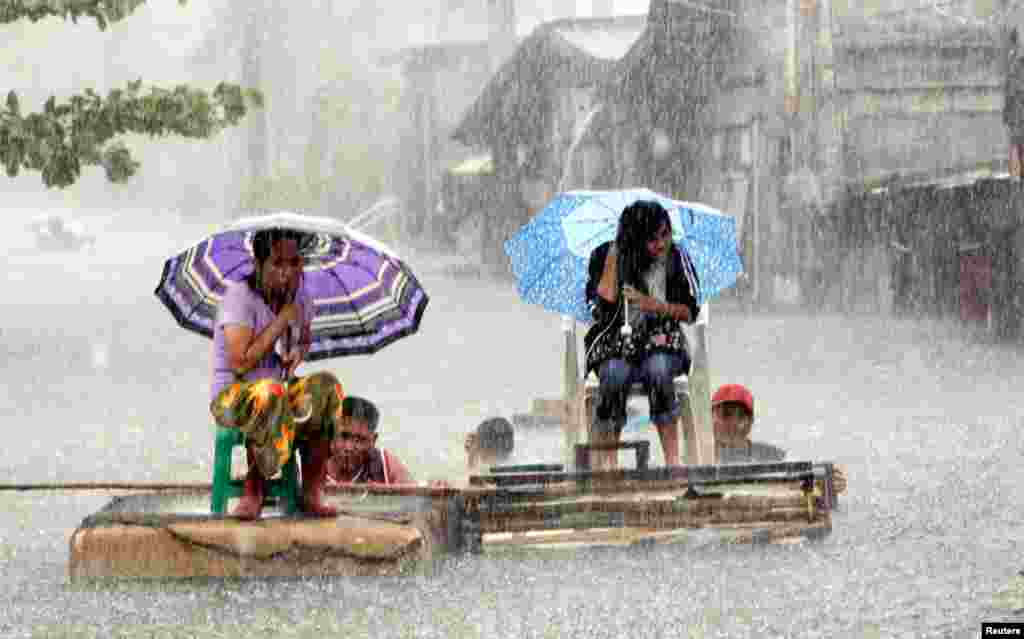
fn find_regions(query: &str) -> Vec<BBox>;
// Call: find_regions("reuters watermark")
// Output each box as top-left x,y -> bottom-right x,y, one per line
984,622 -> 1024,636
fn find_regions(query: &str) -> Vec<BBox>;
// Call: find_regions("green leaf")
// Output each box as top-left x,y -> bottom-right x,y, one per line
1,0 -> 150,29
6,91 -> 18,115
2,80 -> 259,187
100,142 -> 139,183
244,88 -> 265,109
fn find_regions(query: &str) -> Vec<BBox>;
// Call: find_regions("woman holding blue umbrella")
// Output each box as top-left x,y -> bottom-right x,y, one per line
583,200 -> 701,469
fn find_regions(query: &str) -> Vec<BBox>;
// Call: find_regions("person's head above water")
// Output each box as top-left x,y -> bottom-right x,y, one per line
466,417 -> 514,469
478,417 -> 514,459
712,383 -> 754,446
246,228 -> 309,309
330,395 -> 381,475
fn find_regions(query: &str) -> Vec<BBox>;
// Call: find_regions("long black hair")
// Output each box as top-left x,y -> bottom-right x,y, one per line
615,200 -> 673,294
245,227 -> 308,303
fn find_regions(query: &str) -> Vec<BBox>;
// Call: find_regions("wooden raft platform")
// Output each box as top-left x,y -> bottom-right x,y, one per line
462,461 -> 841,552
68,487 -> 460,580
67,462 -> 842,579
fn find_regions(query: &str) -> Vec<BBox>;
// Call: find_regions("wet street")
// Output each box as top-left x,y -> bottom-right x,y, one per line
3,215 -> 1024,638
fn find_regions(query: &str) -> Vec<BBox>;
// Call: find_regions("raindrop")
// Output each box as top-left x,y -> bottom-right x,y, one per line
90,341 -> 109,371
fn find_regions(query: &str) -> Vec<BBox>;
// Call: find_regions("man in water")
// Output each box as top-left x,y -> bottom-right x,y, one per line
712,384 -> 846,494
712,383 -> 785,463
464,417 -> 515,475
325,396 -> 414,484
712,380 -> 790,460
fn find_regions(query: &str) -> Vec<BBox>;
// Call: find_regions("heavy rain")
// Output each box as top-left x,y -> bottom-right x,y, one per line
4,0 -> 1024,637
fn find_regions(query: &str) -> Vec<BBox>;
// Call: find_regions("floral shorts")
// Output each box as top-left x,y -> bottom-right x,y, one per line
210,371 -> 344,479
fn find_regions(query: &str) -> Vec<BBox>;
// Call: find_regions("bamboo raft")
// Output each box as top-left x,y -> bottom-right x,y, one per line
65,306 -> 845,579
460,457 -> 840,553
66,485 -> 456,580
61,456 -> 841,580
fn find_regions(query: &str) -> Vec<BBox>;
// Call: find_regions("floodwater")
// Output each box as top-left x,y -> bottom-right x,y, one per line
2,210 -> 1024,638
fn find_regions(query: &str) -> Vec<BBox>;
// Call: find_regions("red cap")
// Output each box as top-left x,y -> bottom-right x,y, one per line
712,384 -> 754,417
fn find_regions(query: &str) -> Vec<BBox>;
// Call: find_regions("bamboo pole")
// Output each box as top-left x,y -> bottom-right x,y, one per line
0,482 -> 213,492
685,302 -> 717,464
480,507 -> 816,534
80,509 -> 417,529
785,0 -> 800,116
562,315 -> 582,469
816,0 -> 844,227
483,517 -> 830,548
751,115 -> 761,303
0,481 -> 459,498
462,478 -> 816,501
480,493 -> 813,517
468,462 -> 815,490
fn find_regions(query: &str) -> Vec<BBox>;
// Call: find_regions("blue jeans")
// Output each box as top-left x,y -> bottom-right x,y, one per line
593,352 -> 687,435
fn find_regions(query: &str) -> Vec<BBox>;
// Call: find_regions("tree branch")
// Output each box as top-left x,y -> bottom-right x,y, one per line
0,81 -> 263,187
0,0 -> 183,30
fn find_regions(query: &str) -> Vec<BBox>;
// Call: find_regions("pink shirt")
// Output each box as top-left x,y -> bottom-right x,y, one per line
210,280 -> 313,401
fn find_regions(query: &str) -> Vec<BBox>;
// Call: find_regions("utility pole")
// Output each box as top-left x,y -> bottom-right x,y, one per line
488,0 -> 517,72
241,3 -> 270,190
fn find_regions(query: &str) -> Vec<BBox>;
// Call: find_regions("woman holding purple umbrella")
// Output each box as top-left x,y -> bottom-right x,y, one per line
584,200 -> 701,469
209,228 -> 343,520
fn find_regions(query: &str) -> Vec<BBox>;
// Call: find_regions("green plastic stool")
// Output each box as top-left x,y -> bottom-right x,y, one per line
210,426 -> 301,515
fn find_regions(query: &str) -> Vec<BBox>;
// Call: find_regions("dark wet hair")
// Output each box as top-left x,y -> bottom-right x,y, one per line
615,200 -> 673,292
244,227 -> 308,295
342,396 -> 380,433
476,417 -> 514,459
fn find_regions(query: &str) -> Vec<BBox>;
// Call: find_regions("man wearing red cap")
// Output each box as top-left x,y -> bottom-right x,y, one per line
711,383 -> 786,463
711,384 -> 848,495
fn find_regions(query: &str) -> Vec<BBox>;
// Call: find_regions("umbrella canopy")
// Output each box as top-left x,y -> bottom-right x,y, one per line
155,211 -> 429,359
504,188 -> 743,322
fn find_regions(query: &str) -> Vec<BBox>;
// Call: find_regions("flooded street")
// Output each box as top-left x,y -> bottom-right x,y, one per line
0,215 -> 1022,637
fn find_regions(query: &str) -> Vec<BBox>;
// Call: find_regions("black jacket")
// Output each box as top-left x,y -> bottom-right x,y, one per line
583,241 -> 700,373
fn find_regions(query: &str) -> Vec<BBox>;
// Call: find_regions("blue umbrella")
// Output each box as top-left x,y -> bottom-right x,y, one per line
505,188 -> 744,322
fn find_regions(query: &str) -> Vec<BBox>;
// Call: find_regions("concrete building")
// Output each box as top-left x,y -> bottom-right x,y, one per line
451,14 -> 649,272
451,0 -> 1024,340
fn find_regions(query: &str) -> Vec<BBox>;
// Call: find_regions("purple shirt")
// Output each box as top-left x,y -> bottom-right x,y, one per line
210,280 -> 314,401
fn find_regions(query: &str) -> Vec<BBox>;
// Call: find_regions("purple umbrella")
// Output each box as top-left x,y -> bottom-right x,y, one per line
155,212 -> 429,359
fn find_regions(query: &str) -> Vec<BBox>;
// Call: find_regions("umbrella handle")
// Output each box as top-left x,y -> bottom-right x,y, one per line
279,319 -> 298,384
283,327 -> 291,380
281,287 -> 298,383
620,296 -> 632,336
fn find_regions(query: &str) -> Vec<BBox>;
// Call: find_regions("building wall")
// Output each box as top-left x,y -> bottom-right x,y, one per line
836,39 -> 1003,187
692,0 -> 1007,309
828,12 -> 1004,316
394,45 -> 496,238
697,0 -> 790,303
